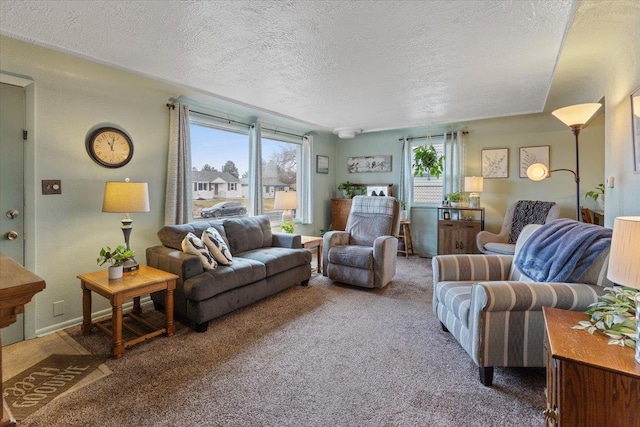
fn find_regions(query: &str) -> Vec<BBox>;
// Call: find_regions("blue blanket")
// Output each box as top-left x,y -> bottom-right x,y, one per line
514,219 -> 612,282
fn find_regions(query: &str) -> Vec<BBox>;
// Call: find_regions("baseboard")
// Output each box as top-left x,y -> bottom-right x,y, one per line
35,296 -> 153,337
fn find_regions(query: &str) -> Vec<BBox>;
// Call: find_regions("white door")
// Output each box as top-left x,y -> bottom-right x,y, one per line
0,82 -> 26,345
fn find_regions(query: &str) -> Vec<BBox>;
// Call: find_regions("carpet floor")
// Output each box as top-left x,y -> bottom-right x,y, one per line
23,257 -> 546,426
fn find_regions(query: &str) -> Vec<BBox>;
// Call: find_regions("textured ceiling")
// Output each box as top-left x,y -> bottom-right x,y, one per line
0,1 -> 576,133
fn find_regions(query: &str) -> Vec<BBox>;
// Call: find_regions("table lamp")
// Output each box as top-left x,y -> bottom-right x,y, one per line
607,216 -> 640,363
102,178 -> 150,272
464,176 -> 483,208
274,190 -> 297,222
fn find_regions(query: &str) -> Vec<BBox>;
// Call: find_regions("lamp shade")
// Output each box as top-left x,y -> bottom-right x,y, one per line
274,190 -> 298,210
464,176 -> 484,193
607,216 -> 640,289
526,163 -> 549,181
102,181 -> 150,213
551,103 -> 601,127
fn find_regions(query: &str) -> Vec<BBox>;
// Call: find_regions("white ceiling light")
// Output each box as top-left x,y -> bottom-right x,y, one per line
333,128 -> 362,139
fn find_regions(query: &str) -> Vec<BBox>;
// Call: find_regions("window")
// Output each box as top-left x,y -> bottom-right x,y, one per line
412,138 -> 444,204
189,115 -> 310,224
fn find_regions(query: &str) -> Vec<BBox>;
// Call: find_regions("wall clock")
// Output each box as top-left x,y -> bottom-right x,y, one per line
86,127 -> 134,168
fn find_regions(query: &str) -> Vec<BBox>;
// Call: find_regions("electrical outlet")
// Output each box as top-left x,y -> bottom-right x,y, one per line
42,180 -> 62,195
53,300 -> 64,317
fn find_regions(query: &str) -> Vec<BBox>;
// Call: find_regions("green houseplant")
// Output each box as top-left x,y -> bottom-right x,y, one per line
338,181 -> 365,198
585,183 -> 605,211
280,220 -> 295,234
413,145 -> 444,179
97,244 -> 134,279
446,191 -> 465,207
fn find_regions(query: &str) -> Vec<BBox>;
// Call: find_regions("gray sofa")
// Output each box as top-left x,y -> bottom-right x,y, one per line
146,215 -> 312,332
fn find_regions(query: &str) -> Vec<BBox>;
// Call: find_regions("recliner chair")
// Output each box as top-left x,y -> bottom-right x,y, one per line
476,200 -> 559,255
323,196 -> 400,288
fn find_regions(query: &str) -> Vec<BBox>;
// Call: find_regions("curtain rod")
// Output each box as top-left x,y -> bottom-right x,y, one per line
398,131 -> 469,142
166,103 -> 305,139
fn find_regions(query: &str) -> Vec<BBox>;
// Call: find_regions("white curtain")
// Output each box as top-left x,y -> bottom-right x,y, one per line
248,122 -> 263,216
300,135 -> 313,224
443,131 -> 465,196
164,103 -> 192,225
399,137 -> 412,212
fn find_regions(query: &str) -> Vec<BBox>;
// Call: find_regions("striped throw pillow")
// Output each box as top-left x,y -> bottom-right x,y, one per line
182,232 -> 217,270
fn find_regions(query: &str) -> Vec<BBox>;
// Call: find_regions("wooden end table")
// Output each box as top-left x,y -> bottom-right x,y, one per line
78,265 -> 178,358
301,236 -> 323,272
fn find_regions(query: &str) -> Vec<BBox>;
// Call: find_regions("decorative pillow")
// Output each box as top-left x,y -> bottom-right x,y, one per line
202,227 -> 233,265
181,232 -> 217,270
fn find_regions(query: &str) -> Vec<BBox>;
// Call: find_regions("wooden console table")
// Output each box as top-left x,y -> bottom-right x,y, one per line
0,254 -> 46,427
543,307 -> 640,426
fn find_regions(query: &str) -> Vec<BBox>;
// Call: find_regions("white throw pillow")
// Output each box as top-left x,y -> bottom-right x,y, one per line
202,227 -> 233,265
182,232 -> 217,270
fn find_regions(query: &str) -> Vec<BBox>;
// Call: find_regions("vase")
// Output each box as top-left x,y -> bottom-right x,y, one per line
597,197 -> 605,212
108,265 -> 123,280
399,210 -> 408,221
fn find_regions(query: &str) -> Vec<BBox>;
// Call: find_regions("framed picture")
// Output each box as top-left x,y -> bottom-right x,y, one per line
519,145 -> 550,178
347,155 -> 392,173
316,155 -> 329,174
632,86 -> 640,173
481,148 -> 509,178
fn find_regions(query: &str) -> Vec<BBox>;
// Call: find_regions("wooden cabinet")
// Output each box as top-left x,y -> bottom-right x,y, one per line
331,198 -> 352,231
437,207 -> 484,255
543,307 -> 640,427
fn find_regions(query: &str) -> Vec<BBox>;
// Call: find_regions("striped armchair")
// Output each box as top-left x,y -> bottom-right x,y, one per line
432,223 -> 612,386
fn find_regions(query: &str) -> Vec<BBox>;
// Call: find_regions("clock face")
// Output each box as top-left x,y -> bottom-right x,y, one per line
87,127 -> 133,168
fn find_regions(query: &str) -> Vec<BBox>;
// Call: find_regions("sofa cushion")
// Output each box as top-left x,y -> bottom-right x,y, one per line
158,220 -> 227,250
327,245 -> 373,270
183,257 -> 266,301
434,281 -> 475,328
182,232 -> 217,270
238,247 -> 312,277
484,242 -> 516,255
202,227 -> 233,265
223,216 -> 272,254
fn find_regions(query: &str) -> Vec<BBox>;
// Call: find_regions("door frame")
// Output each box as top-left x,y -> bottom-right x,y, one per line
1,72 -> 37,340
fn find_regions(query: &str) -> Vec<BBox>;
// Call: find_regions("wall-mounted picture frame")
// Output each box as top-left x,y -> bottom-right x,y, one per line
481,148 -> 509,178
316,155 -> 329,174
347,155 -> 392,173
631,86 -> 640,173
519,145 -> 550,178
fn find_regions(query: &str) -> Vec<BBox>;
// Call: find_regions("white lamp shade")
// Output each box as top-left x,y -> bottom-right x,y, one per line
102,181 -> 150,213
274,191 -> 298,210
607,216 -> 640,289
526,163 -> 549,181
464,176 -> 484,193
551,103 -> 601,127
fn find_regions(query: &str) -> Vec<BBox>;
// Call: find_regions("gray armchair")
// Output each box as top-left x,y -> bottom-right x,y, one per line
476,200 -> 559,255
323,196 -> 400,288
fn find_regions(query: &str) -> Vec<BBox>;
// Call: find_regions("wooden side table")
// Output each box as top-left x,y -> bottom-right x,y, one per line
301,236 -> 323,272
78,265 -> 178,358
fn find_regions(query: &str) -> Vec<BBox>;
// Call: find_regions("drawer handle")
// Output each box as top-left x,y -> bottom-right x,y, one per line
543,408 -> 557,423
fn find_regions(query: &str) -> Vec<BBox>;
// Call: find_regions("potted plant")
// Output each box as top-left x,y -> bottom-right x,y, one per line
398,199 -> 408,221
337,181 -> 365,198
446,191 -> 465,208
97,244 -> 134,279
280,220 -> 295,234
585,183 -> 605,211
413,145 -> 444,179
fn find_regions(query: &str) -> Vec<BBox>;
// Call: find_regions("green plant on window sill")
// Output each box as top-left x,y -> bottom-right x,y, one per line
280,220 -> 295,234
413,144 -> 444,179
572,286 -> 637,349
97,244 -> 134,267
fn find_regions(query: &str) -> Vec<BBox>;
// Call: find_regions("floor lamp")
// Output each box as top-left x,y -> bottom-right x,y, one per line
526,103 -> 601,221
102,178 -> 150,272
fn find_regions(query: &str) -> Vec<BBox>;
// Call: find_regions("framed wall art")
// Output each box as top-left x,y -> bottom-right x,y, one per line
481,148 -> 509,178
632,86 -> 640,173
347,155 -> 392,173
519,145 -> 549,178
316,155 -> 329,174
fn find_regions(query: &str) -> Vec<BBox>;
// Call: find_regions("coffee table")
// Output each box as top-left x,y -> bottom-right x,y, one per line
301,236 -> 323,272
78,265 -> 178,358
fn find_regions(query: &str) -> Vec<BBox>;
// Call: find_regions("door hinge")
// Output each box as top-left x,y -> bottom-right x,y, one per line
22,130 -> 28,140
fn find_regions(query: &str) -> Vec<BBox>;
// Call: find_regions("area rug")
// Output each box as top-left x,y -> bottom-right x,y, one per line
22,257 -> 546,426
3,354 -> 107,421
